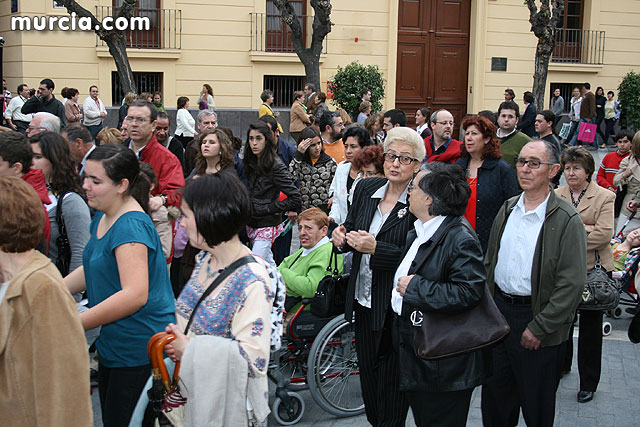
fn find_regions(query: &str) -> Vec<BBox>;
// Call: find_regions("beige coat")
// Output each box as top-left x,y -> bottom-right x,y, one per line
614,155 -> 640,218
556,180 -> 615,270
0,251 -> 92,426
289,101 -> 309,133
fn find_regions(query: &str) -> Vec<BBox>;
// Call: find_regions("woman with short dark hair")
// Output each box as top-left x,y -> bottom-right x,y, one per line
556,146 -> 614,403
29,131 -> 90,277
64,144 -> 175,426
243,121 -> 301,266
63,87 -> 82,124
161,173 -> 273,425
176,96 -> 196,148
353,145 -> 384,178
313,91 -> 330,123
454,115 -> 518,252
0,176 -> 92,426
518,91 -> 537,137
393,164 -> 488,426
289,126 -> 337,213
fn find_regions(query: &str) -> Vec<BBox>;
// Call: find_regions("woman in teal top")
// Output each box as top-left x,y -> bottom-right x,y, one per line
65,144 -> 175,427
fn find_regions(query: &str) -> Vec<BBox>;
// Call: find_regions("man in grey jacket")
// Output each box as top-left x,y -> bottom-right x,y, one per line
481,139 -> 586,427
550,88 -> 565,118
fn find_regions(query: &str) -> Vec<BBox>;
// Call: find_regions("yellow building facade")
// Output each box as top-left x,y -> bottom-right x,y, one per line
1,0 -> 638,119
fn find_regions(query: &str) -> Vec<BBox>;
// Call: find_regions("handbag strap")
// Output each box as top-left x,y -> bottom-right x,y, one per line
184,255 -> 257,334
55,191 -> 69,239
328,244 -> 340,276
594,249 -> 602,269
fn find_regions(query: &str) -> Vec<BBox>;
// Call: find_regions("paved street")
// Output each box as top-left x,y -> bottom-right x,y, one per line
278,314 -> 640,427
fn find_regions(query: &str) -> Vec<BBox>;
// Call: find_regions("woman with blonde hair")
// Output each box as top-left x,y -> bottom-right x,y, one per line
96,127 -> 124,145
614,131 -> 640,232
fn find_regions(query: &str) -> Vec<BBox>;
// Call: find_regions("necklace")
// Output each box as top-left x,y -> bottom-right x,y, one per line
569,187 -> 587,208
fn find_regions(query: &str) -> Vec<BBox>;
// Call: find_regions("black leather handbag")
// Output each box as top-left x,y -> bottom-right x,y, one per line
578,250 -> 619,311
311,246 -> 349,318
55,192 -> 72,277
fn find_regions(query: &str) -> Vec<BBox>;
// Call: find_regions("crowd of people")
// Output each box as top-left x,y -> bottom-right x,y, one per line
0,76 -> 638,427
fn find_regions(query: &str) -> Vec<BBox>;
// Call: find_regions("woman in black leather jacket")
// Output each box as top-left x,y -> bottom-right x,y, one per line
393,164 -> 489,427
243,121 -> 301,266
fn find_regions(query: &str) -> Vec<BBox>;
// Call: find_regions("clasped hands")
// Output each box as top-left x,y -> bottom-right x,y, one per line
331,225 -> 376,254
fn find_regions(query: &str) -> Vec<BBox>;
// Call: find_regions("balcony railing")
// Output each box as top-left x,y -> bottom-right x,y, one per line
250,12 -> 327,53
552,28 -> 605,65
95,6 -> 181,50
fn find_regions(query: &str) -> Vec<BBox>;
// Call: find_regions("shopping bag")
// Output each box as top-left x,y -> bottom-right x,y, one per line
559,122 -> 571,139
578,122 -> 597,143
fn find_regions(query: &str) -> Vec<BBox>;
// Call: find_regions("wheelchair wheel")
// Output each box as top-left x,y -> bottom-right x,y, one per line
307,315 -> 365,417
277,343 -> 309,391
272,391 -> 305,425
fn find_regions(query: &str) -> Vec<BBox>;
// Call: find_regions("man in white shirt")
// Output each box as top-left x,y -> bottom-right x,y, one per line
482,140 -> 586,426
4,84 -> 32,135
82,85 -> 107,140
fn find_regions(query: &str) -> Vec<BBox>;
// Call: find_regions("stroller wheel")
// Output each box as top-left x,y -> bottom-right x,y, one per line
603,321 -> 612,336
272,391 -> 305,425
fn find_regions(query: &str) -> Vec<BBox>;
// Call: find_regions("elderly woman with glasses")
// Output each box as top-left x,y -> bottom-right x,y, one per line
332,127 -> 425,426
556,146 -> 615,404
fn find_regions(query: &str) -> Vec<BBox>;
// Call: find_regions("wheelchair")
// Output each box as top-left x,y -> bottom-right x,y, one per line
268,299 -> 364,425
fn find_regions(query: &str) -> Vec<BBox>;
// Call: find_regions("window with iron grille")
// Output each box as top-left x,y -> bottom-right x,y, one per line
264,75 -> 305,108
111,71 -> 163,106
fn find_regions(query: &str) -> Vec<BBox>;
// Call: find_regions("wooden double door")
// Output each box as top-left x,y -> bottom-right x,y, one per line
395,0 -> 471,131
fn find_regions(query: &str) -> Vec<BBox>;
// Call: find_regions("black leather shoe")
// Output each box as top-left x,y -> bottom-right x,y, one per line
577,390 -> 594,403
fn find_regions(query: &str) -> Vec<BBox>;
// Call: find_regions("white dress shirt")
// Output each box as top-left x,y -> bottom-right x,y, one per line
355,182 -> 409,308
391,215 -> 446,315
4,95 -> 32,122
416,123 -> 429,136
494,193 -> 550,296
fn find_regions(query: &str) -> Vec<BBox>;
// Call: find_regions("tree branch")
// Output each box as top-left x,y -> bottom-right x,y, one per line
272,0 -> 304,44
56,0 -> 138,38
309,0 -> 333,55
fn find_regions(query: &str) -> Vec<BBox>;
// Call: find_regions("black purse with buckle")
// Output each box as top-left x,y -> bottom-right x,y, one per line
311,245 -> 349,318
578,250 -> 619,311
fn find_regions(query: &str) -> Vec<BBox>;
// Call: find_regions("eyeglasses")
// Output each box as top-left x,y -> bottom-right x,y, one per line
384,153 -> 418,165
515,158 -> 556,169
124,116 -> 149,125
434,121 -> 455,126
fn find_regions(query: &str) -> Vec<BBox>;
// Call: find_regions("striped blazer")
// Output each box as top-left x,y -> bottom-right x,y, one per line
342,177 -> 416,332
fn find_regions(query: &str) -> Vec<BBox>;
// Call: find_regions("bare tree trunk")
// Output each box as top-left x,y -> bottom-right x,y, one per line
526,0 -> 564,112
57,0 -> 138,95
272,0 -> 332,90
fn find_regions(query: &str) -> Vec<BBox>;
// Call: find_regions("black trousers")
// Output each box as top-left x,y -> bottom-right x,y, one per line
406,388 -> 473,427
481,293 -> 566,427
98,362 -> 151,427
354,302 -> 409,426
565,310 -> 603,392
604,118 -> 617,146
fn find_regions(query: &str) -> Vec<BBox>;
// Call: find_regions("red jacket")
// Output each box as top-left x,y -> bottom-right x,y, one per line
22,169 -> 51,253
597,151 -> 629,190
424,137 -> 462,164
137,135 -> 185,207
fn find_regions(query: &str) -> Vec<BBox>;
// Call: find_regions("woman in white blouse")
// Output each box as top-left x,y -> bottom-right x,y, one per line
175,96 -> 196,149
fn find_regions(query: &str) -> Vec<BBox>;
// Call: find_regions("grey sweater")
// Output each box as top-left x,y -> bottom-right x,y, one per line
46,192 -> 91,273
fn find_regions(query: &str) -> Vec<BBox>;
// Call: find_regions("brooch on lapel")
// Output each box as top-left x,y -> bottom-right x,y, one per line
398,207 -> 408,219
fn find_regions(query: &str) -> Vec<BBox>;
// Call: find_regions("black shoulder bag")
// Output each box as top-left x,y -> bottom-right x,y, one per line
311,245 -> 349,318
55,192 -> 72,276
578,250 -> 619,311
